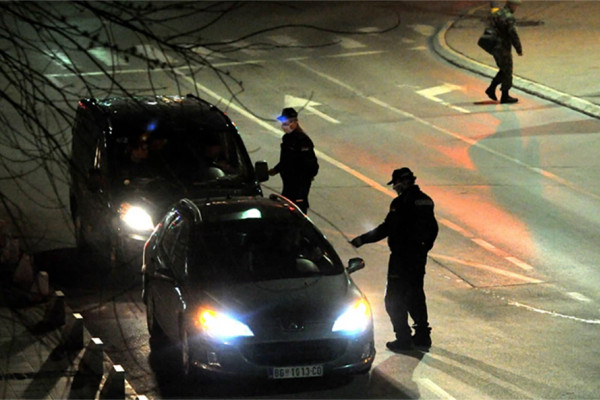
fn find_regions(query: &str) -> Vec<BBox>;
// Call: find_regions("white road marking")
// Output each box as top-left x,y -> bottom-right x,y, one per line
283,94 -> 340,124
88,47 -> 129,67
221,39 -> 269,57
336,36 -> 366,49
45,74 -> 63,89
439,218 -> 473,238
441,220 -> 534,271
357,27 -> 381,33
326,50 -> 384,59
567,292 -> 592,303
509,301 -> 600,324
416,83 -> 470,113
416,378 -> 457,400
471,238 -> 500,254
213,60 -> 266,67
505,256 -> 533,271
431,254 -> 543,284
268,34 -> 299,47
409,24 -> 436,36
135,44 -> 177,65
43,50 -> 72,68
45,50 -> 381,79
183,45 -> 229,60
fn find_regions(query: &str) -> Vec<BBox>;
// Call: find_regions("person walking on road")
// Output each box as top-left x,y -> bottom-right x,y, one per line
485,0 -> 523,104
268,107 -> 319,214
350,167 -> 438,352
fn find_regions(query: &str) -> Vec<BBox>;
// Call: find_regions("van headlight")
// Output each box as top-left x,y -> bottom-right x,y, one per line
332,298 -> 371,334
119,203 -> 154,232
194,308 -> 254,339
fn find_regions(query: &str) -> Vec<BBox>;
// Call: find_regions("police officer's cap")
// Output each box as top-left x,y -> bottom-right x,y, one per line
277,107 -> 298,122
387,167 -> 416,185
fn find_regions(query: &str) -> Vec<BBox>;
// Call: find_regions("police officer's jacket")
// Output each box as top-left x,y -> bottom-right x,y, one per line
357,185 -> 438,253
272,128 -> 319,183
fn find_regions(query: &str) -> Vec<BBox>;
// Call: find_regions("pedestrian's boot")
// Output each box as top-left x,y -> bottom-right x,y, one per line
485,85 -> 498,101
500,91 -> 518,104
412,326 -> 432,349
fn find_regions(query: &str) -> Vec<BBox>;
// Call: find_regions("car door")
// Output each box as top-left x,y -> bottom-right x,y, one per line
152,210 -> 190,341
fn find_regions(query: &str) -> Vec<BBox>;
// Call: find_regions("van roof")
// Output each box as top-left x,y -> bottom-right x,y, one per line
78,94 -> 236,139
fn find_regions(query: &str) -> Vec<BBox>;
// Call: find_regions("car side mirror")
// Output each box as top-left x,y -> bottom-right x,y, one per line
346,257 -> 365,274
255,160 -> 269,182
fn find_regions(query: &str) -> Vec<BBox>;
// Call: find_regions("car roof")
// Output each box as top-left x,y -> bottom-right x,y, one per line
180,195 -> 305,225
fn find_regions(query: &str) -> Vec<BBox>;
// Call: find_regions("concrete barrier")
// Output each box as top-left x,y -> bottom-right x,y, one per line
81,337 -> 104,377
99,364 -> 125,399
42,290 -> 66,328
62,312 -> 84,350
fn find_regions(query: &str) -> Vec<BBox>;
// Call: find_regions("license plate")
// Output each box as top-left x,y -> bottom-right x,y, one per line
269,364 -> 324,379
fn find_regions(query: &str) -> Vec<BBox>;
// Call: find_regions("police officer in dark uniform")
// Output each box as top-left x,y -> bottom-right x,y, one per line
269,108 -> 319,214
485,0 -> 523,104
350,167 -> 438,351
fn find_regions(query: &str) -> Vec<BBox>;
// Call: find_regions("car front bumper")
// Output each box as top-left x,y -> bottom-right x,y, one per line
186,331 -> 375,379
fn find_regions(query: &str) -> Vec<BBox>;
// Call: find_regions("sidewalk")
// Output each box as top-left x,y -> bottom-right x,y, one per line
0,267 -> 140,400
433,0 -> 600,119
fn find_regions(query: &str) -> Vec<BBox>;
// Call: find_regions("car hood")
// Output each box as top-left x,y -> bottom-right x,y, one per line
194,274 -> 362,328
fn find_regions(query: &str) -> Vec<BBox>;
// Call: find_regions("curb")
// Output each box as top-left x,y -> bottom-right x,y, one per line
432,12 -> 600,120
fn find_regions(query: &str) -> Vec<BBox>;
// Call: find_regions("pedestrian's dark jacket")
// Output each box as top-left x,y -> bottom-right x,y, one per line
356,185 -> 438,253
272,128 -> 319,183
490,5 -> 522,54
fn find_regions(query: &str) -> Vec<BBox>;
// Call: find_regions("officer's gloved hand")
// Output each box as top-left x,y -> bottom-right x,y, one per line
349,237 -> 363,248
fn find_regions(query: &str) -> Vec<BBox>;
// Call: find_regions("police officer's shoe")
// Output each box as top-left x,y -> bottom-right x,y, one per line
412,332 -> 432,349
500,93 -> 519,103
386,339 -> 414,353
485,86 -> 498,101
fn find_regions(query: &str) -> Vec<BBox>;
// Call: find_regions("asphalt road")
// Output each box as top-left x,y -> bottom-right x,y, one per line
9,1 -> 600,398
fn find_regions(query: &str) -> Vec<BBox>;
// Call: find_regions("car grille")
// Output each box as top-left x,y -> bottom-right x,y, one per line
240,339 -> 348,366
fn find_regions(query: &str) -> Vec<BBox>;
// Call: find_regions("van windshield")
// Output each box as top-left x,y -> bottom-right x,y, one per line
110,118 -> 249,185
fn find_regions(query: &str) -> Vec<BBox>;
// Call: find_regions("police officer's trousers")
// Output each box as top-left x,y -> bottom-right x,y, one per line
282,179 -> 312,214
385,252 -> 429,340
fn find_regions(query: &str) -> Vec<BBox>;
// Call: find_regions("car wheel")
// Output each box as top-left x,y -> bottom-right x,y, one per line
146,293 -> 167,350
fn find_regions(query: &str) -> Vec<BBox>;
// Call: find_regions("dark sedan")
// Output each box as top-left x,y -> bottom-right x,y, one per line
142,194 -> 375,381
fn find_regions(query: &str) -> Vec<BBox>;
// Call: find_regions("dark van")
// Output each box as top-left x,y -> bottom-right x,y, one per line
69,94 -> 268,268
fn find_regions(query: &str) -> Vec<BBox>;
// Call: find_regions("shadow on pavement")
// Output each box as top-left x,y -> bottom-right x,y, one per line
33,247 -> 143,310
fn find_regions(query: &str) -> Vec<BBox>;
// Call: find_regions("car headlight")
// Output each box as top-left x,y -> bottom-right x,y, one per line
332,298 -> 371,334
119,203 -> 154,232
194,309 -> 254,339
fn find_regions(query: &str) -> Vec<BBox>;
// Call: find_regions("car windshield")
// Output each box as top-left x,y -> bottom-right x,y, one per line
191,217 -> 344,283
110,117 -> 248,185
